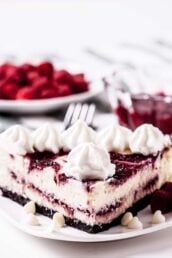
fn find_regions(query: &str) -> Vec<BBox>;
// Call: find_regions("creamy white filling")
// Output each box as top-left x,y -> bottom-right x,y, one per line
0,148 -> 171,225
0,153 -> 158,215
26,167 -> 89,208
0,148 -> 27,196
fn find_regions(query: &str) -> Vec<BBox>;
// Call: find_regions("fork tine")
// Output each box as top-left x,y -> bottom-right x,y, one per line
64,103 -> 96,130
85,104 -> 96,125
79,104 -> 89,121
70,103 -> 82,125
63,103 -> 75,130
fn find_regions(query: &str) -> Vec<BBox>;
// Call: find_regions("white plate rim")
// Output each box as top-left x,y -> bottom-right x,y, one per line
0,196 -> 172,242
0,79 -> 103,113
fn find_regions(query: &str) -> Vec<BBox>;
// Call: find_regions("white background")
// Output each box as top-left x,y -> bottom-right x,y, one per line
0,0 -> 172,55
0,0 -> 172,257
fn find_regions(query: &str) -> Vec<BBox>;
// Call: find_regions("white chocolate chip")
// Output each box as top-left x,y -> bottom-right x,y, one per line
23,213 -> 40,226
52,212 -> 65,228
127,216 -> 143,229
24,201 -> 36,214
121,212 -> 133,226
151,210 -> 166,224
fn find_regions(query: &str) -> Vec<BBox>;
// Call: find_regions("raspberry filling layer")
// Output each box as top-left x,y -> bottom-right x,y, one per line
26,150 -> 160,188
8,150 -> 162,220
109,152 -> 158,186
9,171 -> 158,219
26,150 -> 67,171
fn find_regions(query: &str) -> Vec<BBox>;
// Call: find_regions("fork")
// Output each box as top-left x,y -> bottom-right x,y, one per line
63,103 -> 96,130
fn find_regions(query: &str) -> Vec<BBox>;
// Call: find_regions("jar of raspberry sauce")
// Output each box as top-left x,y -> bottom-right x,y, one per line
104,67 -> 172,134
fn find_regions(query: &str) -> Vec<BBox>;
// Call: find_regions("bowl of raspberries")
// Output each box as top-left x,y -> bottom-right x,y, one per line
0,61 -> 102,113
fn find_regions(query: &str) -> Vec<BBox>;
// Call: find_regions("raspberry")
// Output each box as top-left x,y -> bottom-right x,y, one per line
54,70 -> 73,84
162,182 -> 172,199
155,91 -> 166,97
27,71 -> 40,82
150,190 -> 171,213
57,83 -> 73,97
16,87 -> 35,100
39,88 -> 58,99
2,64 -> 17,77
0,61 -> 88,100
73,81 -> 88,93
73,73 -> 85,81
32,77 -> 50,92
37,62 -> 54,78
72,74 -> 89,93
0,63 -> 15,76
0,82 -> 18,99
0,91 -> 4,99
0,67 -> 5,79
20,63 -> 35,73
0,64 -> 25,84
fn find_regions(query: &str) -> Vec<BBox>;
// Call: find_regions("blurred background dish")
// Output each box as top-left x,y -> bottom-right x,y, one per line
0,62 -> 90,100
0,59 -> 103,114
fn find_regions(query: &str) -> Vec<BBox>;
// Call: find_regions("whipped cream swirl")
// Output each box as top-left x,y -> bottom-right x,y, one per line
63,143 -> 115,181
98,125 -> 132,152
129,124 -> 169,155
61,120 -> 97,151
0,125 -> 33,155
33,124 -> 61,153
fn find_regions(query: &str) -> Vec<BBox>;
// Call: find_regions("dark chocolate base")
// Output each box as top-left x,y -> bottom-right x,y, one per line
0,187 -> 151,233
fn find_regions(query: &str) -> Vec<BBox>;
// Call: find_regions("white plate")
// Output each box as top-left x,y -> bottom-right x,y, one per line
0,81 -> 103,114
0,196 -> 172,242
0,61 -> 104,114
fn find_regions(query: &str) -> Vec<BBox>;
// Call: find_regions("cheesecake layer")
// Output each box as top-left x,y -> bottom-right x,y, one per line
0,147 -> 171,232
0,187 -> 151,233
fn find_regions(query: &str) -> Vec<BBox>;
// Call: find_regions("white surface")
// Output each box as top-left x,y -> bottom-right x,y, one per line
0,0 -> 172,257
0,0 -> 171,54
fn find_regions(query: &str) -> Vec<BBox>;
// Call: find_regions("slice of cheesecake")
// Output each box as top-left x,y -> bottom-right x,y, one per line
0,122 -> 171,233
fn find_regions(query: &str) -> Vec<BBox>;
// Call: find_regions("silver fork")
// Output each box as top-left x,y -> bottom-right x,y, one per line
63,103 -> 96,130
